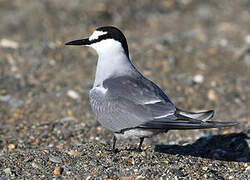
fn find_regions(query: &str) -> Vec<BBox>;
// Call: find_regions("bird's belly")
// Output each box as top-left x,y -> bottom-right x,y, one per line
89,88 -> 117,131
89,88 -> 107,117
114,129 -> 164,140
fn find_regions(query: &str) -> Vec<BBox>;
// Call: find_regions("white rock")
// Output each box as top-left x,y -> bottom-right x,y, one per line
193,74 -> 204,84
219,39 -> 228,47
0,95 -> 11,102
207,89 -> 218,101
4,168 -> 11,174
67,90 -> 80,99
245,34 -> 250,44
0,39 -> 19,49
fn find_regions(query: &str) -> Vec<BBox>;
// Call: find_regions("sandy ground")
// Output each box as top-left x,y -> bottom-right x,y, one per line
0,0 -> 249,179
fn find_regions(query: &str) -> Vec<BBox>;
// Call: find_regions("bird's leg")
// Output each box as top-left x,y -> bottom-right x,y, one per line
138,137 -> 144,151
112,136 -> 118,152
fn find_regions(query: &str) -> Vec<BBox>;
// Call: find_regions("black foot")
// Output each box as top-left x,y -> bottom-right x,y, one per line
111,136 -> 119,153
106,148 -> 119,153
138,137 -> 144,151
136,148 -> 143,152
112,148 -> 119,153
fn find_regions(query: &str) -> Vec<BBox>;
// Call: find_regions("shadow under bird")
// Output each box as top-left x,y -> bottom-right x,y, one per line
65,26 -> 238,151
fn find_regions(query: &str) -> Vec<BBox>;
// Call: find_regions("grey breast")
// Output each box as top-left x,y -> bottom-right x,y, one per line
89,75 -> 176,132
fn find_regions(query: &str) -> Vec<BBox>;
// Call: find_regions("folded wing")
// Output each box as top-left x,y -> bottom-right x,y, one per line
96,75 -> 238,132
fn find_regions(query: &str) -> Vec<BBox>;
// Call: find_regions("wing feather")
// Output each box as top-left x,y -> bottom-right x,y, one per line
89,76 -> 176,132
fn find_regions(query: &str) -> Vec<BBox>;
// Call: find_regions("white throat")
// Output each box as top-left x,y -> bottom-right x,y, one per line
90,39 -> 133,87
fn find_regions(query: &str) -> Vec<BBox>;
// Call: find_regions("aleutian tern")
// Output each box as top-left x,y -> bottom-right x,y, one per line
65,26 -> 238,151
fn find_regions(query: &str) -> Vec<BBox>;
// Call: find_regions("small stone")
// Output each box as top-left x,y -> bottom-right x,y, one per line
219,39 -> 228,47
193,74 -> 204,84
240,117 -> 247,123
31,162 -> 42,169
23,157 -> 34,163
68,150 -> 81,156
9,98 -> 23,108
196,5 -> 212,21
67,90 -> 80,99
202,166 -> 208,171
0,95 -> 23,108
8,144 -> 15,151
0,38 -> 19,49
141,151 -> 146,158
53,166 -> 63,175
207,89 -> 219,101
90,167 -> 97,174
246,166 -> 250,172
82,164 -> 88,168
0,95 -> 11,102
208,48 -> 217,55
60,116 -> 77,122
4,168 -> 11,174
222,130 -> 230,135
96,126 -> 102,132
162,160 -> 169,164
48,144 -> 54,147
135,175 -> 143,180
95,153 -> 101,157
49,155 -> 62,163
127,157 -> 134,165
121,176 -> 134,180
86,176 -> 91,180
56,144 -> 64,149
103,175 -> 109,179
245,35 -> 250,44
143,70 -> 152,76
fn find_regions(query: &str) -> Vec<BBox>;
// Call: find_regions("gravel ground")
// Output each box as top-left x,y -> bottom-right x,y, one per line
0,0 -> 249,179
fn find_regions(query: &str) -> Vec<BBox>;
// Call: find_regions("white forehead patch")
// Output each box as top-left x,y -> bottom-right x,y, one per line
89,30 -> 107,41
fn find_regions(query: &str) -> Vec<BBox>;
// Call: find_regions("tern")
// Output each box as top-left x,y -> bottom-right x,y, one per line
65,26 -> 238,151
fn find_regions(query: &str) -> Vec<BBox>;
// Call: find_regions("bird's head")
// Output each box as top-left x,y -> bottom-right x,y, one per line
65,26 -> 129,58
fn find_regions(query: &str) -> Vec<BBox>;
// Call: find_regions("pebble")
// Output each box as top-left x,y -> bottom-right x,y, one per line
0,38 -> 19,49
67,90 -> 80,99
23,156 -> 34,163
4,168 -> 11,174
68,150 -> 81,156
53,166 -> 63,175
202,166 -> 208,171
60,116 -> 77,122
31,162 -> 42,169
56,144 -> 64,149
196,5 -> 212,21
0,94 -> 11,102
86,176 -> 91,180
219,39 -> 228,47
207,89 -> 219,101
246,166 -> 250,172
9,98 -> 23,108
245,34 -> 250,44
8,144 -> 16,151
135,175 -> 144,180
0,94 -> 23,108
193,74 -> 204,84
49,155 -> 62,163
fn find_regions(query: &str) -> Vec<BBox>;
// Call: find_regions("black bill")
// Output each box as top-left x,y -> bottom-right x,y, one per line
65,38 -> 91,46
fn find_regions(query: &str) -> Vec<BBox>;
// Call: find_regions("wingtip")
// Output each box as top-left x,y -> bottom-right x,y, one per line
228,122 -> 240,126
206,109 -> 215,119
211,121 -> 240,128
175,108 -> 215,121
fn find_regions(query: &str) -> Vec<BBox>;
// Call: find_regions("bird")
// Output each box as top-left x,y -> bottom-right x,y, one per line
65,26 -> 238,152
